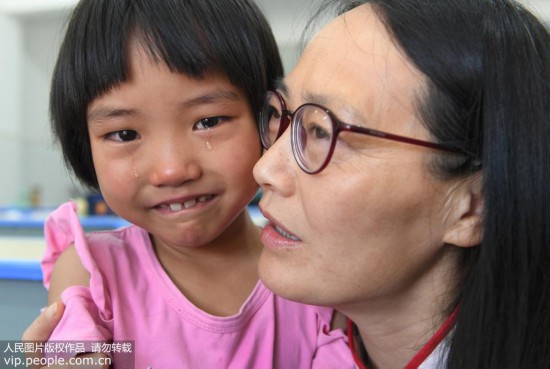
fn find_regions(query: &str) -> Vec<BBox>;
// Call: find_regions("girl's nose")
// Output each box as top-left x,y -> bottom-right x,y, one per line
253,129 -> 296,197
146,136 -> 202,187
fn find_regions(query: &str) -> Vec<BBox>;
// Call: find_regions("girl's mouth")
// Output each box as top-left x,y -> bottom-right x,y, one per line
159,194 -> 215,212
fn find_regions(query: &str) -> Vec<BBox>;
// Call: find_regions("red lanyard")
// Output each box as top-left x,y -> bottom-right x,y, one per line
347,319 -> 367,369
347,307 -> 458,369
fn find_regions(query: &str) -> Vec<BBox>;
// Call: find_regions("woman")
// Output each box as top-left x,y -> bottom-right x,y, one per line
25,0 -> 550,368
254,0 -> 549,368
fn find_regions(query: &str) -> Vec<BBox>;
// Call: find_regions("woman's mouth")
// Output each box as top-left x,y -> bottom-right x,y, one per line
273,224 -> 301,241
258,206 -> 302,248
260,221 -> 302,250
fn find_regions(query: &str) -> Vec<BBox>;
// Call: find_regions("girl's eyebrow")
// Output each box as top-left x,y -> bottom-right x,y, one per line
87,107 -> 135,124
87,88 -> 241,124
181,89 -> 241,108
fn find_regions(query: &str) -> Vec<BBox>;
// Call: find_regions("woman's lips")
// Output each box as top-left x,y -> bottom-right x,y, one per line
261,222 -> 302,249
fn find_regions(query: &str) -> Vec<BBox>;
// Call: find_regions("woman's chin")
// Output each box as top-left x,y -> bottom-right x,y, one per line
258,252 -> 327,305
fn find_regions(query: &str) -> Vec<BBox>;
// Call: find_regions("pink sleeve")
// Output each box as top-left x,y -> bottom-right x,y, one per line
42,202 -> 114,355
46,287 -> 112,360
42,201 -> 97,288
42,201 -> 78,289
42,201 -> 111,318
50,286 -> 112,342
312,310 -> 357,368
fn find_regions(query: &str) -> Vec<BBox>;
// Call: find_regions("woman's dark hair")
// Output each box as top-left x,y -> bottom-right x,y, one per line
50,0 -> 283,189
316,0 -> 550,368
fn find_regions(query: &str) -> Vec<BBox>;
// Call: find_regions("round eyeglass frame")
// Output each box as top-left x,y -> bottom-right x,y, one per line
259,90 -> 459,174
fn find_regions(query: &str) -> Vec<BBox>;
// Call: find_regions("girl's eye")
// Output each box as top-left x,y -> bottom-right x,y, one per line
106,130 -> 140,142
194,116 -> 228,130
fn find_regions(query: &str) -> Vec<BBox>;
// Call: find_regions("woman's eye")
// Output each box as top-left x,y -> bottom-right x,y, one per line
194,116 -> 227,130
313,125 -> 330,139
105,130 -> 140,142
268,106 -> 281,120
306,123 -> 331,140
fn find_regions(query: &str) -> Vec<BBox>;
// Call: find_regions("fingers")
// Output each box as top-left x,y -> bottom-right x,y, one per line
22,301 -> 65,369
22,301 -> 65,342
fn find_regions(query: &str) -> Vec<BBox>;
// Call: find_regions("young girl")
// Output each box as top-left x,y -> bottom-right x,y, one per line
42,0 -> 354,367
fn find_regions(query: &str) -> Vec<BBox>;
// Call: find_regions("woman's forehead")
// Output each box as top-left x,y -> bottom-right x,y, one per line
283,4 -> 426,129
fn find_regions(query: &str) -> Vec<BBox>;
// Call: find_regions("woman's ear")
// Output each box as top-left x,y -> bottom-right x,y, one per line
443,174 -> 483,248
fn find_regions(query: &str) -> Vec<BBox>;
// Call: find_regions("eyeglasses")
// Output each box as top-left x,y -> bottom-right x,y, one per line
259,90 -> 458,174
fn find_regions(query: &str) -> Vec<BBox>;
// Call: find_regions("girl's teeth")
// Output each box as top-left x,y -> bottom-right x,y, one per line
184,199 -> 197,208
167,196 -> 212,212
169,203 -> 183,212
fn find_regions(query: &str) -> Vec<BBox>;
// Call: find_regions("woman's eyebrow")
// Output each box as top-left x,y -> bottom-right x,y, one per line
303,91 -> 368,125
276,79 -> 366,123
276,79 -> 331,108
275,78 -> 290,97
302,91 -> 330,107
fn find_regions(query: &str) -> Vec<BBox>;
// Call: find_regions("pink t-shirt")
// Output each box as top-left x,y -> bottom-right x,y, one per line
42,202 -> 355,368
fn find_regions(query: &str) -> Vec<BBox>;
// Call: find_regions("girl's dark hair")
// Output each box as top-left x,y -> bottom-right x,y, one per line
316,0 -> 550,368
51,0 -> 283,189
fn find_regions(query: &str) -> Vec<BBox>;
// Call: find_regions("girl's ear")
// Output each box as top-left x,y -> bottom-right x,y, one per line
443,174 -> 483,248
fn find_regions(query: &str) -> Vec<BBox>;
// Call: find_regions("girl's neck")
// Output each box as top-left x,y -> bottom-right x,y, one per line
152,209 -> 263,316
153,208 -> 261,264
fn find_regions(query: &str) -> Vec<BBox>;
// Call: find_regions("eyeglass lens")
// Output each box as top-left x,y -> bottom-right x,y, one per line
293,107 -> 333,172
259,92 -> 284,149
260,91 -> 335,173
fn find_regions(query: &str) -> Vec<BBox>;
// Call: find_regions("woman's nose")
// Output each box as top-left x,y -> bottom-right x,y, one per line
253,129 -> 296,197
146,136 -> 202,187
